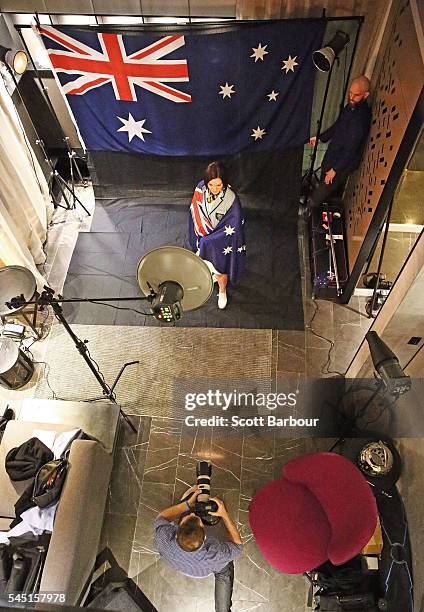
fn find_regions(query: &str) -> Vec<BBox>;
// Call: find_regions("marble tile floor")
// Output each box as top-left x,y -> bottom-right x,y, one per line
99,414 -> 336,612
2,192 -> 418,610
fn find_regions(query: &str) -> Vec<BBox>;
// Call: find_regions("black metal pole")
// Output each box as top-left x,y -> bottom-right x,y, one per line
50,301 -> 111,396
49,300 -> 137,433
363,224 -> 384,275
367,196 -> 394,317
17,295 -> 153,306
340,18 -> 363,111
4,287 -> 158,431
304,60 -> 335,199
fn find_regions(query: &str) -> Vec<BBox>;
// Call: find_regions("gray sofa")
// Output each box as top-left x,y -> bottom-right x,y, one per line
0,420 -> 113,605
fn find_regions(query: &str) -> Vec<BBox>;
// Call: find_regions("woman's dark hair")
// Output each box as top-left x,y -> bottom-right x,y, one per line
203,161 -> 228,188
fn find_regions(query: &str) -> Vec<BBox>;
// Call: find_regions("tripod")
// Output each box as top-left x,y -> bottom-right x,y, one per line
36,136 -> 90,214
7,287 -> 157,434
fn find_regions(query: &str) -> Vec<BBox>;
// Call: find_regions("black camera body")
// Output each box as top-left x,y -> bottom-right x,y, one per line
193,461 -> 220,526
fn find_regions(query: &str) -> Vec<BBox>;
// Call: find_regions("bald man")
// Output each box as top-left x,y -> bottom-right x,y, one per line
305,75 -> 371,210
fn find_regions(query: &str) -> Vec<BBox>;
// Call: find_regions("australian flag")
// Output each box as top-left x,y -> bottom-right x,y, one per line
39,20 -> 325,156
189,181 -> 245,284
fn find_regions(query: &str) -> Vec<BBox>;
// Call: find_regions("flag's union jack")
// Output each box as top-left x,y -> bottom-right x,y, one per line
190,186 -> 213,237
38,25 -> 192,103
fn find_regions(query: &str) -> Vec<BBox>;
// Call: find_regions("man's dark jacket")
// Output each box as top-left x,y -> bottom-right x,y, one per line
320,100 -> 371,174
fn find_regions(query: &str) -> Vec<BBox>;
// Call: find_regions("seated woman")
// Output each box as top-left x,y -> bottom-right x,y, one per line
189,161 -> 246,309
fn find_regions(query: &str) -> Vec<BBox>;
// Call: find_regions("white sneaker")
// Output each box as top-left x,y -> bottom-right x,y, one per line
217,291 -> 227,309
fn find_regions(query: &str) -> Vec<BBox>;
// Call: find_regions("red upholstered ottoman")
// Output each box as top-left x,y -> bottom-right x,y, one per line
249,452 -> 377,574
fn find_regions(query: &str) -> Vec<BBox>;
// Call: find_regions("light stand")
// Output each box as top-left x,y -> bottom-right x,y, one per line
34,134 -> 90,214
303,60 -> 336,200
15,18 -> 89,213
303,31 -> 350,201
7,287 -> 159,433
2,250 -> 213,431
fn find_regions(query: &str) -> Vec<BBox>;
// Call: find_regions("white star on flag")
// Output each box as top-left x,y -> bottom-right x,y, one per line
224,225 -> 236,236
251,126 -> 266,140
117,113 -> 151,142
242,219 -> 245,225
223,246 -> 233,255
219,83 -> 235,99
281,55 -> 298,73
267,90 -> 279,101
237,246 -> 243,253
251,43 -> 268,62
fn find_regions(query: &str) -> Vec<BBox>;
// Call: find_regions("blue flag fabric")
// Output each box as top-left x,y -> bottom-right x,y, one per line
39,21 -> 324,156
189,181 -> 246,284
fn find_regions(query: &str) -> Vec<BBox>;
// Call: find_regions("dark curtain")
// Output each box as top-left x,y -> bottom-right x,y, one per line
88,148 -> 303,211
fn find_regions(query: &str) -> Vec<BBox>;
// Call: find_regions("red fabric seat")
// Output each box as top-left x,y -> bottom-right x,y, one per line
249,452 -> 378,574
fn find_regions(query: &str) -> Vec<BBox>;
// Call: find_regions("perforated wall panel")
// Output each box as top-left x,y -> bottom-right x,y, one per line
344,0 -> 423,272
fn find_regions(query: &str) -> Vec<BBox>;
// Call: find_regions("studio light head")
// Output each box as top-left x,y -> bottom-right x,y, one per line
366,331 -> 412,396
150,281 -> 184,323
312,30 -> 350,72
0,46 -> 28,75
137,246 -> 213,323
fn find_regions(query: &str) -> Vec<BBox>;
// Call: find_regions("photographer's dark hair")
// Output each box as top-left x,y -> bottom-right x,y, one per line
203,161 -> 228,188
177,517 -> 204,552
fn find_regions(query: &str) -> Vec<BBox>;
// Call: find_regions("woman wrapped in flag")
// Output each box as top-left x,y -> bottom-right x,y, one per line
189,161 -> 246,310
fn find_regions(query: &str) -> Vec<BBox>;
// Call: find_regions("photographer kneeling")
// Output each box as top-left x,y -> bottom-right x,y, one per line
154,486 -> 243,612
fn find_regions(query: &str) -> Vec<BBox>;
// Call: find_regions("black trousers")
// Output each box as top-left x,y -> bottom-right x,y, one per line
309,166 -> 349,208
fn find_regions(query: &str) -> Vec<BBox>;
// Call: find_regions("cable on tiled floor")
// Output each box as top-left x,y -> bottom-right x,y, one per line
306,299 -> 345,377
24,345 -> 60,401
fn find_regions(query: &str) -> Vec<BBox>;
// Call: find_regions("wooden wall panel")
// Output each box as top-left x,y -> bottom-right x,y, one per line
344,0 -> 424,271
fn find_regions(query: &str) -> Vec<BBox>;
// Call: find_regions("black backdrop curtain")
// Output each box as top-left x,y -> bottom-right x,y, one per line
88,148 -> 303,210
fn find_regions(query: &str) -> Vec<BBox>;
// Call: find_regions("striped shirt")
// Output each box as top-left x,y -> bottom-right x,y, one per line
154,515 -> 243,577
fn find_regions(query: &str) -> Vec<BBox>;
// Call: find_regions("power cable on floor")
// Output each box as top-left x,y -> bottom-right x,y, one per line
306,300 -> 345,377
23,346 -> 60,401
86,299 -> 155,318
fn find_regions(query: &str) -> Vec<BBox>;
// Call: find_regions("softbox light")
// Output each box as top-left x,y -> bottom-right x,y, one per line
312,31 -> 350,72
